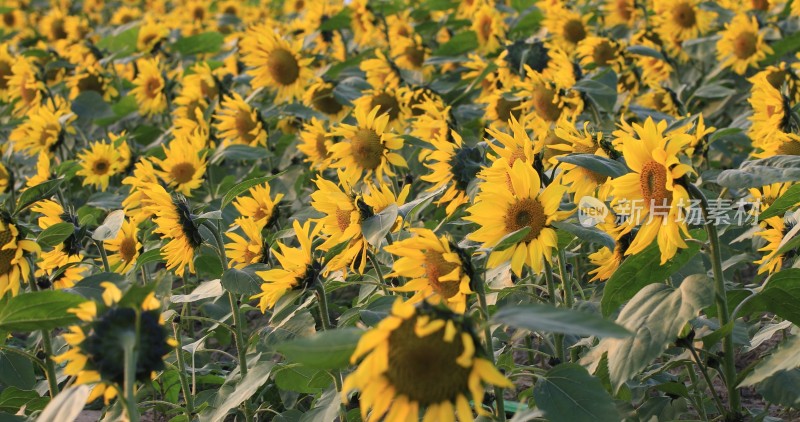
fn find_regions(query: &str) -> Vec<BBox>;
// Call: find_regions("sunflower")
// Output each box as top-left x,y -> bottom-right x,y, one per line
482,89 -> 524,126
52,284 -> 175,404
552,120 -> 613,200
328,104 -> 408,180
137,16 -> 169,52
0,43 -> 16,101
104,219 -> 141,274
9,97 -> 76,157
131,57 -> 168,117
637,86 -> 682,117
747,73 -> 799,157
410,97 -> 451,151
472,5 -> 506,53
110,6 -> 141,25
7,57 -> 45,117
631,30 -> 673,86
609,117 -> 695,264
240,24 -> 314,102
521,72 -> 583,126
141,183 -> 203,277
296,1 -> 348,61
577,36 -> 626,72
298,117 -> 334,170
76,141 -> 124,191
232,182 -> 283,229
67,62 -> 118,101
421,130 -> 483,216
466,160 -> 568,277
304,79 -> 349,120
754,216 -> 794,274
603,0 -> 638,27
252,219 -> 322,311
122,158 -> 160,224
152,133 -> 209,196
349,0 -> 385,47
31,200 -> 88,290
716,14 -> 772,75
343,299 -> 512,422
24,152 -> 52,189
0,217 -> 40,297
214,92 -> 268,147
353,89 -> 408,130
360,50 -> 402,91
653,0 -> 716,43
225,217 -> 270,269
542,4 -> 589,50
391,34 -> 431,75
0,163 -> 8,194
588,229 -> 633,282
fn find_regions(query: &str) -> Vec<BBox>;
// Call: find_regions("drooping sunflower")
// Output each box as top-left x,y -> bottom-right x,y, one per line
225,217 -> 270,270
298,117 -> 334,170
609,117 -> 695,264
76,141 -> 123,191
131,57 -> 168,117
252,219 -> 323,311
0,217 -> 40,297
104,219 -> 141,274
466,160 -> 568,277
421,130 -> 484,216
141,183 -> 203,277
717,14 -> 772,75
214,92 -> 268,147
240,24 -> 314,102
343,299 -> 512,422
232,182 -> 283,230
151,132 -> 209,196
328,104 -> 408,180
52,283 -> 175,404
9,96 -> 76,157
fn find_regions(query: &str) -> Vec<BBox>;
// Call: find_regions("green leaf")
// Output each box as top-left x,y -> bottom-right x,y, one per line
491,226 -> 531,252
761,31 -> 800,65
274,365 -> 331,394
170,279 -> 223,303
201,360 -> 274,422
601,229 -> 706,317
97,26 -> 139,56
70,91 -> 113,120
693,82 -> 736,99
0,291 -> 84,332
214,144 -> 272,162
533,364 -> 619,422
397,185 -> 446,220
37,222 -> 75,248
627,45 -> 665,60
0,387 -> 47,413
172,32 -> 224,55
742,269 -> 800,326
275,328 -> 362,370
221,267 -> 262,296
755,369 -> 800,408
433,30 -> 478,56
220,174 -> 281,210
509,9 -> 543,38
361,204 -> 399,247
14,178 -> 64,215
556,154 -> 628,178
759,184 -> 800,220
717,156 -> 800,188
551,221 -> 615,250
37,385 -> 90,422
133,248 -> 164,271
739,334 -> 800,387
582,275 -> 714,392
574,75 -> 617,113
91,209 -> 125,241
492,303 -> 630,338
0,352 -> 35,389
319,8 -> 351,31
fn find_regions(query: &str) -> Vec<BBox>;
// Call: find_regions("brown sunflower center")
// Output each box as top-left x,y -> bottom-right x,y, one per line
78,73 -> 105,94
616,0 -> 633,20
50,18 -> 67,40
350,128 -> 384,170
192,7 -> 205,21
3,12 -> 15,27
170,162 -> 196,184
0,229 -> 15,275
38,124 -> 60,146
92,159 -> 111,175
0,61 -> 11,90
732,31 -> 758,59
370,92 -> 400,122
592,41 -> 616,66
335,208 -> 352,232
776,140 -> 800,156
404,45 -> 426,69
672,2 -> 696,29
563,19 -> 587,45
145,77 -> 162,98
119,236 -> 137,262
311,86 -> 343,116
495,97 -> 522,123
267,48 -> 300,86
386,316 -> 472,405
765,70 -> 787,90
234,109 -> 259,144
315,133 -> 328,157
140,33 -> 159,48
751,0 -> 769,11
530,87 -> 561,122
424,251 -> 461,299
504,198 -> 546,243
478,16 -> 493,42
640,160 -> 671,206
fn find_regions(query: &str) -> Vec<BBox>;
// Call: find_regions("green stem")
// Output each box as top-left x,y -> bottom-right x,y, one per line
687,184 -> 740,415
684,362 -> 708,421
475,270 -> 506,421
314,284 -> 333,331
687,344 -> 726,417
94,239 -> 110,272
366,250 -> 389,294
544,261 -> 564,362
172,324 -> 194,417
557,251 -> 577,361
121,332 -> 140,422
41,334 -> 60,398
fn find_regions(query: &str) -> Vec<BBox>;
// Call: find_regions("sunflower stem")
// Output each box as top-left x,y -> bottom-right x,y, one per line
684,362 -> 708,421
475,269 -> 506,421
121,331 -> 140,422
314,283 -> 333,331
687,343 -> 726,417
366,250 -> 389,294
557,250 -> 577,362
172,324 -> 194,417
687,183 -> 740,415
41,331 -> 60,398
544,260 -> 565,362
94,239 -> 111,272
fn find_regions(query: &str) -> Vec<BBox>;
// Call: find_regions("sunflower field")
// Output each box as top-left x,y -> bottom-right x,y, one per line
3,0 -> 800,421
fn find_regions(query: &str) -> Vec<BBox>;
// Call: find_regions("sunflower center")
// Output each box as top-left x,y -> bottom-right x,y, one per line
311,86 -> 343,116
170,162 -> 196,184
92,159 -> 111,175
404,45 -> 426,68
672,2 -> 696,29
505,198 -> 546,243
616,0 -> 633,20
0,229 -> 15,275
78,73 -> 104,94
776,140 -> 800,156
765,70 -> 787,90
0,61 -> 11,90
234,109 -> 259,144
370,92 -> 400,121
315,133 -> 328,157
51,18 -> 67,40
495,97 -> 522,123
335,208 -> 352,232
478,16 -> 493,42
592,41 -> 616,66
424,251 -> 461,299
732,31 -> 758,59
3,12 -> 15,27
351,128 -> 384,170
145,77 -> 162,99
119,236 -> 137,263
640,160 -> 671,206
140,33 -> 159,48
267,48 -> 300,86
531,87 -> 561,122
563,19 -> 587,45
751,0 -> 769,11
386,316 -> 472,405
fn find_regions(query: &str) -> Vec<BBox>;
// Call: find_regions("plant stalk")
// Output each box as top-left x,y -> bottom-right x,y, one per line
121,332 -> 140,422
172,324 -> 194,417
475,269 -> 506,421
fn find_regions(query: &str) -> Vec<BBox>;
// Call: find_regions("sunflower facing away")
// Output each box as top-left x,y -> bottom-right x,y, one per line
466,160 -> 568,277
421,129 -> 483,216
343,299 -> 512,422
52,283 -> 175,404
716,14 -> 772,75
142,183 -> 203,277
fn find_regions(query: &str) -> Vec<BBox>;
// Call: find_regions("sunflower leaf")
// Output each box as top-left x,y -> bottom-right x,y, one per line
361,204 -> 399,248
36,385 -> 91,422
492,303 -> 631,338
739,334 -> 800,387
275,328 -> 362,370
14,178 -> 64,216
759,184 -> 800,221
172,32 -> 224,55
491,226 -> 531,252
220,174 -> 282,210
432,30 -> 478,56
221,267 -> 262,296
557,154 -> 628,178
0,290 -> 85,332
37,222 -> 76,248
533,363 -> 620,422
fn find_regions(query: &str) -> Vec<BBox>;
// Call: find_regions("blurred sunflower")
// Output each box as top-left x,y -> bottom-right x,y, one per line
137,16 -> 169,52
552,120 -> 612,199
31,200 -> 88,290
653,0 -> 716,43
0,217 -> 40,296
472,5 -> 506,53
104,219 -> 141,274
754,216 -> 794,274
253,219 -> 322,311
225,217 -> 270,269
577,36 -> 625,71
343,299 -> 512,422
542,4 -> 589,50
298,117 -> 334,170
142,183 -> 203,277
67,62 -> 118,101
0,44 -> 16,101
603,0 -> 638,27
717,14 -> 772,75
122,159 -> 160,224
7,57 -> 44,117
360,50 -> 402,92
240,25 -> 313,101
76,141 -> 124,191
214,92 -> 268,147
152,133 -> 209,196
25,152 -> 53,189
467,160 -> 568,277
232,182 -> 283,229
422,130 -> 483,216
353,88 -> 408,130
0,163 -> 9,194
637,86 -> 682,117
131,57 -> 168,117
9,97 -> 76,157
52,284 -> 175,404
304,79 -> 349,120
328,104 -> 407,180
